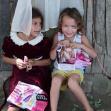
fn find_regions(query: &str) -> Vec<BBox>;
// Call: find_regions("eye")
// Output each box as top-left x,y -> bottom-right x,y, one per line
32,22 -> 35,25
34,22 -> 37,25
72,25 -> 77,29
63,25 -> 68,27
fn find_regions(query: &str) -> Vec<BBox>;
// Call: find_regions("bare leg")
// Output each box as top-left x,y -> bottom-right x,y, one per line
7,106 -> 19,111
50,75 -> 64,111
68,75 -> 93,111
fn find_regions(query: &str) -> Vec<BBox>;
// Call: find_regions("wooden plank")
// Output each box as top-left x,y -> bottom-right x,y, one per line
84,0 -> 95,73
91,53 -> 104,74
10,0 -> 18,20
106,0 -> 111,56
83,0 -> 88,34
91,0 -> 106,74
86,0 -> 93,43
95,0 -> 106,52
1,0 -> 10,36
104,55 -> 111,77
0,0 -> 11,70
0,0 -> 1,34
104,0 -> 111,77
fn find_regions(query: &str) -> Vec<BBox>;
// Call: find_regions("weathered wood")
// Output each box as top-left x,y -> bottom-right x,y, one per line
92,0 -> 106,74
0,0 -> 10,36
104,55 -> 111,77
83,0 -> 88,33
0,0 -> 2,35
95,0 -> 106,53
106,0 -> 111,56
0,0 -> 16,71
104,0 -> 111,77
84,0 -> 93,73
86,0 -> 93,42
91,53 -> 104,74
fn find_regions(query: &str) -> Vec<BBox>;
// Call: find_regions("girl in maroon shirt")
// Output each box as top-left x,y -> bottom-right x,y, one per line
2,8 -> 51,111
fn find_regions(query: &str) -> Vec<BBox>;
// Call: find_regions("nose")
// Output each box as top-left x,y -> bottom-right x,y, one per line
36,25 -> 41,30
67,27 -> 72,33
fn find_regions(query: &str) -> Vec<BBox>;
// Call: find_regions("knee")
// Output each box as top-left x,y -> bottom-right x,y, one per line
67,77 -> 79,89
7,107 -> 18,111
51,76 -> 63,87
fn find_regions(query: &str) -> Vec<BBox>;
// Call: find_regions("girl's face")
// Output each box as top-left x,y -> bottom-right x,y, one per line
30,17 -> 42,38
61,16 -> 78,38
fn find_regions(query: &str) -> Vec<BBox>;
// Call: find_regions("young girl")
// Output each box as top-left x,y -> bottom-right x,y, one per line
50,8 -> 97,111
2,8 -> 51,111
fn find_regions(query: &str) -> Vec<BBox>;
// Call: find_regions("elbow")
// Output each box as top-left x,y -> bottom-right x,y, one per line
92,52 -> 97,59
50,49 -> 56,61
50,56 -> 55,61
47,59 -> 51,65
50,53 -> 55,61
2,55 -> 6,62
48,59 -> 51,65
50,56 -> 56,61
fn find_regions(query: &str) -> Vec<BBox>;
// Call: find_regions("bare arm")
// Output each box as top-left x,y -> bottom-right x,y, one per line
71,35 -> 97,58
2,55 -> 27,70
30,58 -> 51,66
81,35 -> 97,58
2,55 -> 16,65
2,56 -> 51,73
50,35 -> 58,60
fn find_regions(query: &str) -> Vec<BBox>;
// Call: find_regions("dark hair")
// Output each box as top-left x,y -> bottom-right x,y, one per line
58,7 -> 84,34
32,7 -> 44,28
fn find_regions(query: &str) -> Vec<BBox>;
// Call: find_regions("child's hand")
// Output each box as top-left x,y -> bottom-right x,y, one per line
15,56 -> 32,71
71,42 -> 82,49
24,56 -> 28,64
24,56 -> 32,71
16,58 -> 27,70
59,39 -> 70,47
26,62 -> 32,71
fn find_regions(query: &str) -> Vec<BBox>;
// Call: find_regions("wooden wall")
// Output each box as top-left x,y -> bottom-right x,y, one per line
83,0 -> 111,78
0,0 -> 111,77
0,0 -> 17,70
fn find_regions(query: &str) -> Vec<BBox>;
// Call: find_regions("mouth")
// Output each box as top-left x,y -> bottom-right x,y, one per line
66,33 -> 73,35
66,34 -> 73,37
34,31 -> 40,33
65,33 -> 74,37
34,31 -> 40,35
